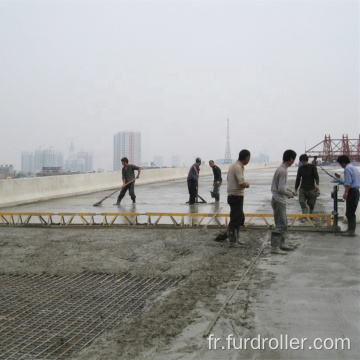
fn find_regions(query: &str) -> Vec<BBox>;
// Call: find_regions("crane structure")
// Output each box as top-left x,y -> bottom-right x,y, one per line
306,134 -> 360,162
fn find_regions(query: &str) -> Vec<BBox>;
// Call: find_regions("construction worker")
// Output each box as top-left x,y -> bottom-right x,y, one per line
295,154 -> 320,215
209,160 -> 222,202
187,158 -> 201,204
227,150 -> 251,248
270,150 -> 297,254
337,155 -> 359,237
312,156 -> 318,166
114,157 -> 141,205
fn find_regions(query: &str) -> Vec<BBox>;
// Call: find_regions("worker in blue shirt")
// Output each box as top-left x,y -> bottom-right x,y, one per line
337,155 -> 360,237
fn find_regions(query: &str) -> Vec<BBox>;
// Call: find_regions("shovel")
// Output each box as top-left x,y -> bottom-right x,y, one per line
93,179 -> 136,206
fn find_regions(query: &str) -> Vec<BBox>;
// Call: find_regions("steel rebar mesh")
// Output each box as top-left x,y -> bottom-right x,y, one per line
0,272 -> 181,359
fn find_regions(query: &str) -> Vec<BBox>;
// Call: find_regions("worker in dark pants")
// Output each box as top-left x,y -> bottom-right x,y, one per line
114,157 -> 141,205
270,150 -> 297,254
227,150 -> 251,248
337,155 -> 359,237
295,154 -> 319,215
187,158 -> 201,204
209,160 -> 222,202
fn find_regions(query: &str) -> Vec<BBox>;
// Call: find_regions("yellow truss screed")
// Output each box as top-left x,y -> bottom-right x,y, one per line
0,212 -> 332,228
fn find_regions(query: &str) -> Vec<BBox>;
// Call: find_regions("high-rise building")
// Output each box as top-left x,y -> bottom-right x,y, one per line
77,151 -> 93,172
65,158 -> 85,173
21,151 -> 34,173
64,141 -> 93,173
21,148 -> 61,174
171,155 -> 180,167
113,131 -> 141,170
33,148 -> 63,173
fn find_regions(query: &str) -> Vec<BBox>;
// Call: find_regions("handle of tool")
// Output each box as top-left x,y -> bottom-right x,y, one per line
319,166 -> 336,179
93,178 -> 136,206
204,207 -> 223,227
196,180 -> 199,203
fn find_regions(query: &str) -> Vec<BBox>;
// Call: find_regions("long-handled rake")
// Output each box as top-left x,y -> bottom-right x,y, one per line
93,179 -> 136,207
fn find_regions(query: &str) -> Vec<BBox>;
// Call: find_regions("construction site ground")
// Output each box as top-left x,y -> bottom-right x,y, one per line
0,166 -> 359,360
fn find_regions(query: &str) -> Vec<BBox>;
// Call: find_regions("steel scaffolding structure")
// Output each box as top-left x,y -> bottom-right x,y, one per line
306,134 -> 360,162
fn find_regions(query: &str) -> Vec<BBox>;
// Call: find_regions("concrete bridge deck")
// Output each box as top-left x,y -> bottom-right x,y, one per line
0,167 -> 341,228
1,166 -> 359,360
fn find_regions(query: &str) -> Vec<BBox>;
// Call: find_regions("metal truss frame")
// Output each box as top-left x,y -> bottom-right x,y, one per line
0,212 -> 332,228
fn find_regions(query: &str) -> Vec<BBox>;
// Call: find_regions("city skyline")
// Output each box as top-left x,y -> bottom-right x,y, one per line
20,145 -> 93,174
15,127 -> 274,174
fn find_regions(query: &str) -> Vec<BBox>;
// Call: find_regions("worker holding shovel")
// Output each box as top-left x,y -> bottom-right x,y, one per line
187,157 -> 201,204
114,157 -> 141,205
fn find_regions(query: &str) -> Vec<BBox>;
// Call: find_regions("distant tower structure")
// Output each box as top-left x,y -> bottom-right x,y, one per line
68,140 -> 76,160
69,140 -> 75,154
224,119 -> 232,164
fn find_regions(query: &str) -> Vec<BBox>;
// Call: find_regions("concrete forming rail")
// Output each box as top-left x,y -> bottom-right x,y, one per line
0,212 -> 332,228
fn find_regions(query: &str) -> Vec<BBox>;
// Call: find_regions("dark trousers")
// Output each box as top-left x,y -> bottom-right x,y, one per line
117,182 -> 136,203
346,188 -> 359,223
187,179 -> 197,204
299,188 -> 316,214
227,195 -> 244,228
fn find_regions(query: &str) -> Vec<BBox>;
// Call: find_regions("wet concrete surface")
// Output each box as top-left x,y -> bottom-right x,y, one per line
247,231 -> 360,359
0,166 -> 344,226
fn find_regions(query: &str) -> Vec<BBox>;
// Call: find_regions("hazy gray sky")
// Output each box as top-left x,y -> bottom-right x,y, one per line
1,0 -> 359,170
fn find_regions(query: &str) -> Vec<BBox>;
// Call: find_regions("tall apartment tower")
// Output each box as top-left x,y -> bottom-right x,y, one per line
171,155 -> 180,167
21,151 -> 34,173
33,148 -> 64,173
113,131 -> 141,171
77,151 -> 93,172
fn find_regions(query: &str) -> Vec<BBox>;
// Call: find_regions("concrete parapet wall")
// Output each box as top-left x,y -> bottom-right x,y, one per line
0,162 -> 279,208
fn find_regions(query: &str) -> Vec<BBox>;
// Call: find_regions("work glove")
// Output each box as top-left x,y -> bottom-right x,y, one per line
315,185 -> 320,197
287,191 -> 294,199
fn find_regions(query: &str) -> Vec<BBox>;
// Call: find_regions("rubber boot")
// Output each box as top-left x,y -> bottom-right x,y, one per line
236,226 -> 246,245
115,192 -> 124,205
271,233 -> 287,255
279,235 -> 295,251
354,219 -> 357,236
229,227 -> 241,248
342,218 -> 356,237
